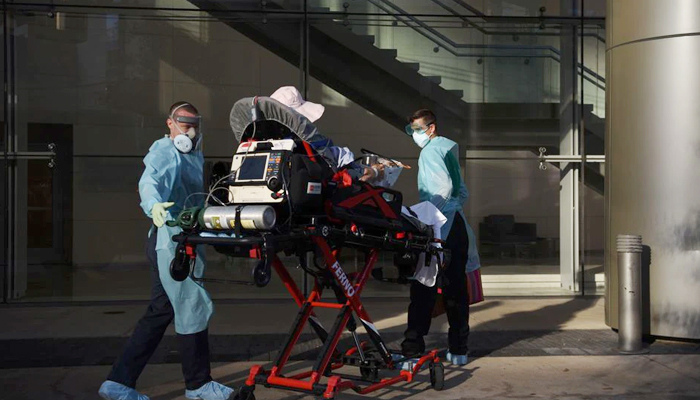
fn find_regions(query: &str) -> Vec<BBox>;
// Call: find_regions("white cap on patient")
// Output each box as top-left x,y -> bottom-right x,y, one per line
270,86 -> 325,123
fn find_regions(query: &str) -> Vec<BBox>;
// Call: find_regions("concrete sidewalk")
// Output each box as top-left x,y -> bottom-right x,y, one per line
2,356 -> 699,399
0,297 -> 619,368
1,297 -> 699,399
0,297 -> 607,339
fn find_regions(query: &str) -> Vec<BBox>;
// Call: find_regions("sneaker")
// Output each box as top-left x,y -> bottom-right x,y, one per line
98,381 -> 150,400
185,382 -> 235,400
446,351 -> 468,366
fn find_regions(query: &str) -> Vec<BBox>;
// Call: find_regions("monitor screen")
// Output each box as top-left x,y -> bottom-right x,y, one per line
237,155 -> 268,180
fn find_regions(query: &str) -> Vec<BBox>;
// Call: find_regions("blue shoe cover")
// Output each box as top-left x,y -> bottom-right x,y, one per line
185,381 -> 235,400
391,353 -> 420,371
446,352 -> 468,365
98,381 -> 150,400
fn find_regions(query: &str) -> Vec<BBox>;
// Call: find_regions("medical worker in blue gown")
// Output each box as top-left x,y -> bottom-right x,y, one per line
400,109 -> 481,366
99,102 -> 235,400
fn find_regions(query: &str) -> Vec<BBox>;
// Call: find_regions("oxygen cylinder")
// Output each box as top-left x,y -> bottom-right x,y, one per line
200,205 -> 276,231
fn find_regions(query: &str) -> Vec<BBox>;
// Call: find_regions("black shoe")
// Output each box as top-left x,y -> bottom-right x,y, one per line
400,339 -> 425,357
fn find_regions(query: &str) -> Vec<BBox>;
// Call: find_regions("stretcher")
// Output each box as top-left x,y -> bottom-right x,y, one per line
169,97 -> 449,400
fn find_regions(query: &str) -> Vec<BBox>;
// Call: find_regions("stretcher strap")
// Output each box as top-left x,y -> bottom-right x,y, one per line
234,206 -> 243,236
302,141 -> 317,162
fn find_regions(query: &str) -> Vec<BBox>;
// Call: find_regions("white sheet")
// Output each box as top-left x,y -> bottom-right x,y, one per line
401,201 -> 447,287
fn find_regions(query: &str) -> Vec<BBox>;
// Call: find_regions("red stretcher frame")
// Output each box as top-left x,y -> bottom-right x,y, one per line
239,235 -> 443,399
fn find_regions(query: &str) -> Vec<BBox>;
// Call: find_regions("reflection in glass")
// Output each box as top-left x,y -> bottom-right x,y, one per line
3,1 -> 604,300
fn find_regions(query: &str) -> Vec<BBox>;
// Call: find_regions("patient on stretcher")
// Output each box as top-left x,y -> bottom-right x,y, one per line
195,96 -> 446,278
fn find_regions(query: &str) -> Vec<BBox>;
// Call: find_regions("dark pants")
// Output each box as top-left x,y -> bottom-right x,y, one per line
402,214 -> 470,356
107,230 -> 212,390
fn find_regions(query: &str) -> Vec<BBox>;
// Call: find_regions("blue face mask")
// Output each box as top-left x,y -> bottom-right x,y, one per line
412,131 -> 431,148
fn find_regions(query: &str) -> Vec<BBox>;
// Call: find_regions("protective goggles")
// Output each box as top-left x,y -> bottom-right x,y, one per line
172,114 -> 201,127
170,103 -> 201,127
404,122 -> 433,136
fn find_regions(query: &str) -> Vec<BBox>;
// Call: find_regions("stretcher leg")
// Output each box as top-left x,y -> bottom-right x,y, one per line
311,237 -> 393,365
272,256 -> 329,342
243,237 -> 443,400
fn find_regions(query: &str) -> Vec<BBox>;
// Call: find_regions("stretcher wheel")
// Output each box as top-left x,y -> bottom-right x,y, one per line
233,389 -> 255,400
170,245 -> 192,282
359,351 -> 380,382
252,260 -> 272,287
429,362 -> 444,391
360,364 -> 379,381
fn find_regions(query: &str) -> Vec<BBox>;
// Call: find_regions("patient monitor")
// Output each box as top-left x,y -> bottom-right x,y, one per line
228,139 -> 295,204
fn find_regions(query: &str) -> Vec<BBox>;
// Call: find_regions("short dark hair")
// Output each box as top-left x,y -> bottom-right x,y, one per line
169,101 -> 199,116
409,109 -> 436,126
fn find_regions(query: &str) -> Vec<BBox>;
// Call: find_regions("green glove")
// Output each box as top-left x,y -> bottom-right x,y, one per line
151,202 -> 175,228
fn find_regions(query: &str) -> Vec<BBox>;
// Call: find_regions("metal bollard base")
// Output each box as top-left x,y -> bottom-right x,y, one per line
618,348 -> 649,355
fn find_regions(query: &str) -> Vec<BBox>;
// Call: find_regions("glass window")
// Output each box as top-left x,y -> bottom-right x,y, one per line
4,0 -> 604,301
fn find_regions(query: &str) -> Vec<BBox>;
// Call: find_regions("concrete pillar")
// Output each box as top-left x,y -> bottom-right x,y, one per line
559,0 -> 580,292
605,0 -> 700,339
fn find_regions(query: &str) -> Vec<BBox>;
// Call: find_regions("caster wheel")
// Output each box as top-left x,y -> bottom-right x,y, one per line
430,361 -> 444,391
170,245 -> 192,282
252,260 -> 272,287
359,351 -> 381,382
360,365 -> 379,381
234,391 -> 255,400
